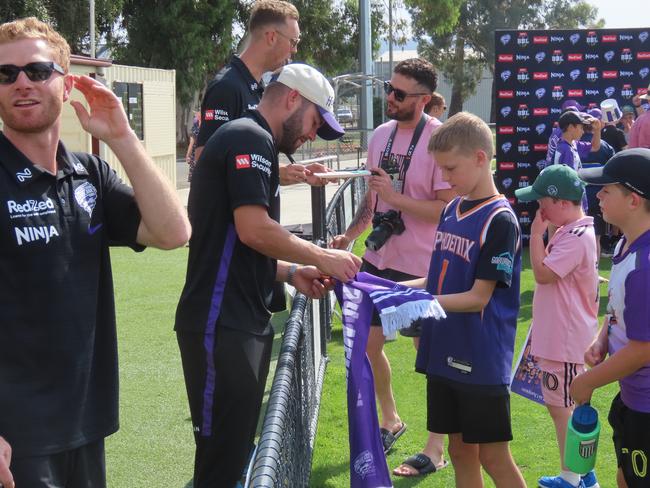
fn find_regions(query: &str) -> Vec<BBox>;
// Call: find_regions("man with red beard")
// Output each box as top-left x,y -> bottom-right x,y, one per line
174,63 -> 361,488
331,58 -> 455,473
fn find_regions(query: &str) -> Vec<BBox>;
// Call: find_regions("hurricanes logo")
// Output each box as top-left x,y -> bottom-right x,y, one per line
535,51 -> 546,63
535,88 -> 546,99
570,33 -> 580,45
501,106 -> 512,117
74,182 -> 97,218
500,34 -> 511,45
353,451 -> 376,479
501,70 -> 512,82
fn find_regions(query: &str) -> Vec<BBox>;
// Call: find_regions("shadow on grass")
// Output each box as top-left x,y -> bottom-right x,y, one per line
309,459 -> 350,484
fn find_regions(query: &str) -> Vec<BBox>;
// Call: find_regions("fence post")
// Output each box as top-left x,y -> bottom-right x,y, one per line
310,186 -> 331,348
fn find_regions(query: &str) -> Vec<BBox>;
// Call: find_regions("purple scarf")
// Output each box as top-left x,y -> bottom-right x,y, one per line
334,272 -> 445,488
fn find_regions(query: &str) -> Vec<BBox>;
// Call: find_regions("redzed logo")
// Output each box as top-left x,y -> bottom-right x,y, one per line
602,35 -> 617,42
235,154 -> 251,169
533,108 -> 549,116
499,162 -> 515,170
638,52 -> 650,60
568,89 -> 583,97
498,54 -> 514,62
638,88 -> 649,96
533,36 -> 549,44
568,53 -> 583,61
499,126 -> 515,134
498,90 -> 514,98
603,71 -> 618,79
534,72 -> 549,80
204,110 -> 214,121
534,144 -> 549,151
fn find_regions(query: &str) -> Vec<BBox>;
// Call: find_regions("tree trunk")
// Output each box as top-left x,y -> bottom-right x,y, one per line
448,34 -> 465,116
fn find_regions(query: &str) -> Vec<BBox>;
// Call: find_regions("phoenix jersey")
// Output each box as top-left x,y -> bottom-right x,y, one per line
416,195 -> 521,385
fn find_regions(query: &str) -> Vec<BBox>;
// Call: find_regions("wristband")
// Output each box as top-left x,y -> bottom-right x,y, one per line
287,264 -> 298,286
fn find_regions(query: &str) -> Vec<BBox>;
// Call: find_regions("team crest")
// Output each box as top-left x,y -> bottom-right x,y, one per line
74,182 -> 98,218
353,450 -> 376,479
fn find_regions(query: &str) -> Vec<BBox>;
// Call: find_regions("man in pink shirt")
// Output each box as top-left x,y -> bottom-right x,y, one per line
331,58 -> 454,471
629,85 -> 650,149
515,165 -> 600,488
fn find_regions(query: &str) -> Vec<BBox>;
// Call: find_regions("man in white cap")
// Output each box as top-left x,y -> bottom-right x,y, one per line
175,63 -> 362,488
629,85 -> 650,149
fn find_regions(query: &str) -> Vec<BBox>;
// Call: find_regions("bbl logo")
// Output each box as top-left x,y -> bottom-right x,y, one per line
570,33 -> 580,45
604,50 -> 615,62
552,85 -> 564,101
518,176 -> 530,188
535,51 -> 546,63
586,67 -> 599,82
518,139 -> 530,155
517,32 -> 529,47
536,123 -> 547,135
605,86 -> 616,97
551,50 -> 564,64
536,87 -> 546,99
586,31 -> 598,46
517,68 -> 529,83
500,33 -> 512,45
622,84 -> 634,99
501,106 -> 512,117
520,211 -> 531,224
501,70 -> 512,82
502,142 -> 513,153
641,68 -> 650,79
621,48 -> 633,63
570,69 -> 581,81
517,104 -> 530,118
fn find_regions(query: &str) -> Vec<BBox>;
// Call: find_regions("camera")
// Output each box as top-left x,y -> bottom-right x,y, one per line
365,210 -> 405,251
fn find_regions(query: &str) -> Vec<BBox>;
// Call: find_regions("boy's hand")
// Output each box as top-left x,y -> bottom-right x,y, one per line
569,374 -> 594,405
585,339 -> 607,367
530,209 -> 548,237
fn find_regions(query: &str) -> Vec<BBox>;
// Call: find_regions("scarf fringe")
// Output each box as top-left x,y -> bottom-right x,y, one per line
378,299 -> 447,336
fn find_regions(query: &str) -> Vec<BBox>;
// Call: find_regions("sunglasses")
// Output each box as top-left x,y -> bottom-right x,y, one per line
384,81 -> 430,102
0,61 -> 65,85
275,29 -> 301,48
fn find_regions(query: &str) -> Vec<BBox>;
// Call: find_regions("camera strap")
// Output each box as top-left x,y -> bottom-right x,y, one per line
374,114 -> 428,213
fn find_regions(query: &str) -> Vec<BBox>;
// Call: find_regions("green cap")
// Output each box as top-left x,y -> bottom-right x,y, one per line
515,164 -> 585,202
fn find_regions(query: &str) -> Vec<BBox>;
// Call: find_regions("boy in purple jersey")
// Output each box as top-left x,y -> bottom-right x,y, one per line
554,111 -> 602,171
572,148 -> 650,488
405,112 -> 525,487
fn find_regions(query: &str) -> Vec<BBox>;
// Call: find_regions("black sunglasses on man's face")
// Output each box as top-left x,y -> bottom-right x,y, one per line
383,81 -> 430,103
0,62 -> 65,85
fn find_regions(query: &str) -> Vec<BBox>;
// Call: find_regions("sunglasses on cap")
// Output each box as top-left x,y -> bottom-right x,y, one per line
0,62 -> 65,85
384,81 -> 430,103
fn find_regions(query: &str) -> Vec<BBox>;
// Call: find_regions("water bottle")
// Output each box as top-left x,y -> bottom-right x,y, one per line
564,404 -> 601,474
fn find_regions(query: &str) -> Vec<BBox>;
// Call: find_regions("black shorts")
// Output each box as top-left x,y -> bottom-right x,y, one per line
360,259 -> 420,327
608,392 -> 650,488
11,439 -> 106,488
177,326 -> 273,488
427,375 -> 513,444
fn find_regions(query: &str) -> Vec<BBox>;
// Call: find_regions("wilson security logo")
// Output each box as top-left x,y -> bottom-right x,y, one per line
235,154 -> 251,169
235,154 -> 272,176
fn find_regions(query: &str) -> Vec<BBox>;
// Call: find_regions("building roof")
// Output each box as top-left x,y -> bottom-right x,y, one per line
375,49 -> 419,63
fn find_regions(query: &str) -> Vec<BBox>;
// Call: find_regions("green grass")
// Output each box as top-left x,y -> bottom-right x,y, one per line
105,245 -> 617,487
311,240 -> 618,487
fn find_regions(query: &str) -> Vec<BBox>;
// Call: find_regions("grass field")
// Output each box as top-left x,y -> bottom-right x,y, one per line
105,244 -> 618,487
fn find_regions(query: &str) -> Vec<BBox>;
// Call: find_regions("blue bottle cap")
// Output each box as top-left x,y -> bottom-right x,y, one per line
572,404 -> 598,433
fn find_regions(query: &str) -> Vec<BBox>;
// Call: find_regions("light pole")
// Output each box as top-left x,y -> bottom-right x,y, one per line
89,0 -> 96,58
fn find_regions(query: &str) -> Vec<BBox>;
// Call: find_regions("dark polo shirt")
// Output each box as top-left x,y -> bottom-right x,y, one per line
0,132 -> 142,457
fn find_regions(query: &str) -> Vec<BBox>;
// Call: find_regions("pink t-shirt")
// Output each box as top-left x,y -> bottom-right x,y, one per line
629,110 -> 650,149
530,217 -> 599,363
363,116 -> 451,277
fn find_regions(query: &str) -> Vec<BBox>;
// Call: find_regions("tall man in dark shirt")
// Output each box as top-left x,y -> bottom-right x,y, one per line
0,17 -> 190,488
196,0 -> 324,185
175,63 -> 361,488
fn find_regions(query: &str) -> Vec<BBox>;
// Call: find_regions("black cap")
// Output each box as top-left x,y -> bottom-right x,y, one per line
558,111 -> 591,130
578,148 -> 650,199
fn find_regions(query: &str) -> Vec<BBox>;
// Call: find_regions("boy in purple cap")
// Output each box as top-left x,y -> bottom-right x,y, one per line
546,100 -> 585,164
571,148 -> 650,488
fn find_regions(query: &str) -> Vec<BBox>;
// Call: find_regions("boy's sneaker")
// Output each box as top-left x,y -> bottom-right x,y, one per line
538,475 -> 585,488
581,471 -> 600,488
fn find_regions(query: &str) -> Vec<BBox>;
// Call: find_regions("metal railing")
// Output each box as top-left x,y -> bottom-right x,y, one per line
247,176 -> 367,488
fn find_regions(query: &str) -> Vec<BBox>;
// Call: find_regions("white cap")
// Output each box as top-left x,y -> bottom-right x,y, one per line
640,82 -> 650,101
274,63 -> 344,140
600,98 -> 622,123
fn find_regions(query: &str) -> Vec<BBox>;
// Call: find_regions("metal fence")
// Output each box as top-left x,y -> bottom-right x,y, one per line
291,129 -> 373,169
247,177 -> 368,488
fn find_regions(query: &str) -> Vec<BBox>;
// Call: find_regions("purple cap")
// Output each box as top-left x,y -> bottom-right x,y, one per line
588,108 -> 602,120
561,99 -> 585,112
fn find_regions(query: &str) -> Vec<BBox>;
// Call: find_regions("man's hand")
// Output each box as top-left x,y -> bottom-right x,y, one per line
316,249 -> 361,282
292,266 -> 332,299
69,75 -> 134,144
569,373 -> 595,405
329,234 -> 351,250
531,209 -> 549,237
304,163 -> 333,186
0,437 -> 14,488
368,167 -> 396,203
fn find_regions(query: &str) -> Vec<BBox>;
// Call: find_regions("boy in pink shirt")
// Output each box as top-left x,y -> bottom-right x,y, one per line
515,165 -> 600,488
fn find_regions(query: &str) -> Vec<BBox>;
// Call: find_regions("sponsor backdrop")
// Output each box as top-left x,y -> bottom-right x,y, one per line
494,28 -> 650,241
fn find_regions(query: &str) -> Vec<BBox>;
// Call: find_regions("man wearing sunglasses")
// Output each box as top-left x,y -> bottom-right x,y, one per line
195,0 -> 325,186
331,58 -> 455,472
0,17 -> 190,488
